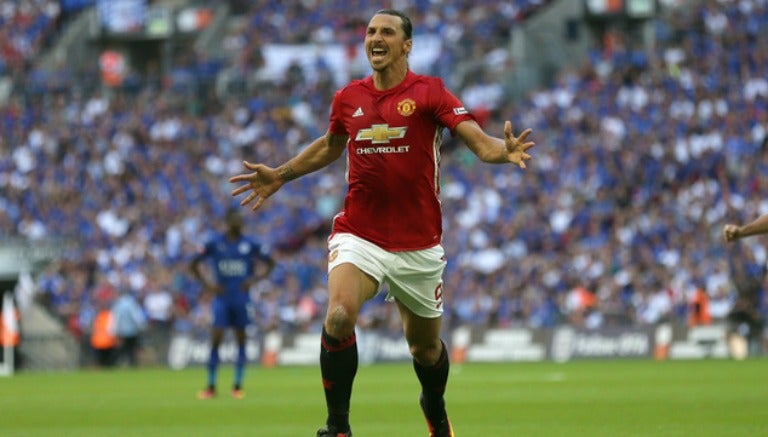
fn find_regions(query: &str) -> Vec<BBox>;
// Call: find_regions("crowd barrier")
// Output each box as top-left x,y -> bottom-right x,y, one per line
164,323 -> 741,369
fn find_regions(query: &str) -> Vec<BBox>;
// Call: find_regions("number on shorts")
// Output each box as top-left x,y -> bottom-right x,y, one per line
434,283 -> 443,309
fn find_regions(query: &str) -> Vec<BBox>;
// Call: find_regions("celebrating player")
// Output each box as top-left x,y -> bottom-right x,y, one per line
230,9 -> 534,436
191,207 -> 275,399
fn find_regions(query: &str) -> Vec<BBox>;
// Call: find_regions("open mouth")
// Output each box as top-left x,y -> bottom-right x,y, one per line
370,47 -> 388,59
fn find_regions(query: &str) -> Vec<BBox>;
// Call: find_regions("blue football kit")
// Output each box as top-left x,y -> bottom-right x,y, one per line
196,234 -> 271,329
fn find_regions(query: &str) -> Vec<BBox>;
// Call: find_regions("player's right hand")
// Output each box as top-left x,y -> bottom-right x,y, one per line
204,284 -> 224,296
229,161 -> 284,211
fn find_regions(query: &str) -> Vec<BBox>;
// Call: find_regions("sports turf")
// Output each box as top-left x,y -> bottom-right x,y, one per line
1,359 -> 766,436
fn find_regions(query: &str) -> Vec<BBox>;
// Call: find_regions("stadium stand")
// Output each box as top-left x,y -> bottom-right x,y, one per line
1,0 -> 766,367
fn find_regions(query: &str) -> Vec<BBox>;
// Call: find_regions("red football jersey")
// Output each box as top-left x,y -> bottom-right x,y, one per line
328,71 -> 475,251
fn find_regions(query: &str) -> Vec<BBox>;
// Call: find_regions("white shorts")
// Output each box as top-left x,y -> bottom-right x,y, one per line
327,233 -> 447,318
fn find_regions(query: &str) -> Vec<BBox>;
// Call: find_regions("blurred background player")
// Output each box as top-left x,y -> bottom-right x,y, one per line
723,213 -> 768,242
723,214 -> 767,359
191,207 -> 275,399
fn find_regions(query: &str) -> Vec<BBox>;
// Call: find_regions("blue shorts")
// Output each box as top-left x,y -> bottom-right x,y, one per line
212,297 -> 251,329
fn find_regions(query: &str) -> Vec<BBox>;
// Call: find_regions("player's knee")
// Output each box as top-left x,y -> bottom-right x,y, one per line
211,329 -> 225,345
325,304 -> 356,337
409,339 -> 443,366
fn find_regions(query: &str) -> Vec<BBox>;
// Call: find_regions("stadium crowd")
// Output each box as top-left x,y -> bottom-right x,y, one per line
1,0 -> 767,362
0,0 -> 60,78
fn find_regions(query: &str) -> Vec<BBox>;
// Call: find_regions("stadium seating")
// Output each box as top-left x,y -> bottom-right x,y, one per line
1,0 -> 766,366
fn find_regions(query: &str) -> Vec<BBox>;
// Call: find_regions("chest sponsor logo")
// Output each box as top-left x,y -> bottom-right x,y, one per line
218,259 -> 247,277
397,98 -> 416,116
355,124 -> 407,144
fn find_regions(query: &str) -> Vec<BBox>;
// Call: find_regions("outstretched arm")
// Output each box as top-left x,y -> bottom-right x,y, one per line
724,213 -> 768,242
230,131 -> 348,211
454,120 -> 535,167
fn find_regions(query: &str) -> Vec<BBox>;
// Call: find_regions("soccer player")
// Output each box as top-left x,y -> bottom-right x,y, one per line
723,213 -> 768,242
723,215 -> 768,358
191,207 -> 275,399
230,9 -> 535,437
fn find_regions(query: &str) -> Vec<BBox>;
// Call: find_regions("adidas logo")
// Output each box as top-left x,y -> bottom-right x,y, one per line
353,107 -> 364,117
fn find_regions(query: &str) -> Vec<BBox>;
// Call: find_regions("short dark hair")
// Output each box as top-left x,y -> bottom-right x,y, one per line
374,9 -> 412,40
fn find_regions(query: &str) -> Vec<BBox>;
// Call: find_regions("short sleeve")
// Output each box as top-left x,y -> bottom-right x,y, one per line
431,78 -> 475,132
328,89 -> 347,136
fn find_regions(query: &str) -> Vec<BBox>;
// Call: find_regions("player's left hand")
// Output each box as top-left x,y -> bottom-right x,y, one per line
723,224 -> 741,242
504,121 -> 534,169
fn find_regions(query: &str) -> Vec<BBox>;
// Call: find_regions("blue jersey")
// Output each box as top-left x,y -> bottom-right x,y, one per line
196,233 -> 271,302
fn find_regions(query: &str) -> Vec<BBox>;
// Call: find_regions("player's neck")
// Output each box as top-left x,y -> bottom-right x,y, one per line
372,63 -> 408,91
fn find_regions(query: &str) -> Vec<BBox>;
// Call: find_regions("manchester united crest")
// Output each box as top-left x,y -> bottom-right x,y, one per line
397,98 -> 416,116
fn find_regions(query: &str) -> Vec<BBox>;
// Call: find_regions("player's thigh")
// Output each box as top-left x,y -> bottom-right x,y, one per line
212,298 -> 231,328
228,300 -> 250,330
327,233 -> 388,309
326,233 -> 388,328
386,244 -> 447,319
388,246 -> 446,361
328,263 -> 379,311
395,299 -> 443,363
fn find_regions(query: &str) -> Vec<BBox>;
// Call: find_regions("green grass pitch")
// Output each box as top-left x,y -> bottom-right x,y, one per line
1,359 -> 766,436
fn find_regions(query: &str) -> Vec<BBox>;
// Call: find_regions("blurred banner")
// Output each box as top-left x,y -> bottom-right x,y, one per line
164,323 -> 732,369
61,0 -> 96,12
98,0 -> 147,34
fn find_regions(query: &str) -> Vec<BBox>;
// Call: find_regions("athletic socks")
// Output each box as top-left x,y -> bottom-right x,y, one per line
317,329 -> 447,432
414,340 -> 450,424
234,344 -> 246,388
207,346 -> 220,388
205,344 -> 247,393
320,326 -> 358,433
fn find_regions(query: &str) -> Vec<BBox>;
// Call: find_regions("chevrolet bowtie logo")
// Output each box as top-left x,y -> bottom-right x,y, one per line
355,124 -> 407,144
